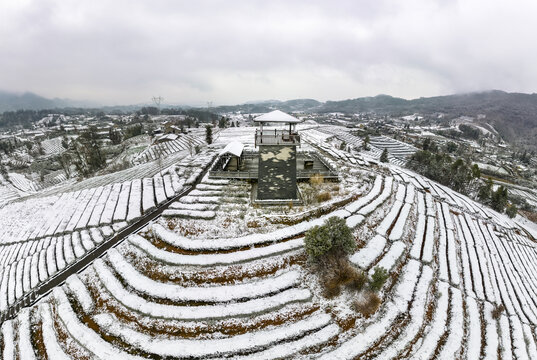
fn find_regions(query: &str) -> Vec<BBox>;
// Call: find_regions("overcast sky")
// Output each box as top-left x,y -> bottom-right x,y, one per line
1,0 -> 536,106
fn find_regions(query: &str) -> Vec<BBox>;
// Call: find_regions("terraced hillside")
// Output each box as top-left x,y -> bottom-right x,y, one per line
0,183 -> 20,209
40,138 -> 66,157
132,134 -> 205,165
0,126 -> 537,359
304,126 -> 414,167
0,152 -> 215,318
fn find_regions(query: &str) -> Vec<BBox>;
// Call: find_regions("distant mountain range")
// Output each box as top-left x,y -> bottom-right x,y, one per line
0,91 -> 58,111
0,91 -> 98,112
346,91 -> 537,149
212,91 -> 537,149
320,91 -> 537,149
1,89 -> 536,149
214,99 -> 323,114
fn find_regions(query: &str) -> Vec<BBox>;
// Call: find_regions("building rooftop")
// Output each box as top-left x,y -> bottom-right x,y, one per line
156,133 -> 179,142
220,141 -> 244,157
253,110 -> 303,124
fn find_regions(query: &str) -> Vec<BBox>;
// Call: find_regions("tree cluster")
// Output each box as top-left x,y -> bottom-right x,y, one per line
0,139 -> 16,155
446,141 -> 458,153
304,217 -> 389,302
0,109 -> 47,128
457,124 -> 481,140
139,106 -> 159,115
69,126 -> 106,177
477,178 -> 517,217
407,150 -> 481,195
218,116 -> 230,128
362,135 -> 370,150
380,148 -> 389,163
124,124 -> 143,140
0,163 -> 7,178
421,138 -> 438,152
514,150 -> 535,165
108,128 -> 122,145
205,125 -> 213,144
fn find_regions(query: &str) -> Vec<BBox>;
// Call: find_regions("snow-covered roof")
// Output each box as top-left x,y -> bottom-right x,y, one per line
220,141 -> 244,157
156,134 -> 179,142
253,110 -> 302,124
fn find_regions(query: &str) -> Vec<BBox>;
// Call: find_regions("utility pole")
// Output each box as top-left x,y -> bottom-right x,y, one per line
152,96 -> 164,114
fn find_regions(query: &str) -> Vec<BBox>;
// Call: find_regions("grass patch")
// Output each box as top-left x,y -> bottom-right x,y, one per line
317,191 -> 332,202
352,292 -> 381,318
491,304 -> 505,320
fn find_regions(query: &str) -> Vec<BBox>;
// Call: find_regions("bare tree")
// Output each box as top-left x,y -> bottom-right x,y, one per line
187,136 -> 194,157
57,153 -> 72,178
156,145 -> 163,174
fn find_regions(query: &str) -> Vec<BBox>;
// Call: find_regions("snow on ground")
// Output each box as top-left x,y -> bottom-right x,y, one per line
474,161 -> 509,175
0,125 -> 536,359
0,151 -> 212,314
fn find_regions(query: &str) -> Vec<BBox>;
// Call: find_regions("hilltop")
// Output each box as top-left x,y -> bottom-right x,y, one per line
3,90 -> 535,149
0,124 -> 536,358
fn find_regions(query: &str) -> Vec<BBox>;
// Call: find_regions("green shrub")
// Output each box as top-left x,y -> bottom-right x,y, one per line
380,148 -> 389,162
506,204 -> 518,218
305,217 -> 360,299
304,225 -> 332,259
304,216 -> 354,262
369,267 -> 389,292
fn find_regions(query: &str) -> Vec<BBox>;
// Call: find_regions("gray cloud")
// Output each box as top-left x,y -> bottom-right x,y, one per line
1,0 -> 536,105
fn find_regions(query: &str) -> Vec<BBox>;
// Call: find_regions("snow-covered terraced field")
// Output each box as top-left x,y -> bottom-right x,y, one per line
0,148 -> 33,168
41,150 -> 214,197
0,173 -> 39,208
368,135 -> 418,158
310,126 -> 418,168
0,152 -> 217,317
508,186 -> 537,207
1,126 -> 537,359
38,170 -> 69,189
302,127 -> 370,167
0,184 -> 20,208
8,173 -> 38,193
132,134 -> 205,165
40,137 -> 66,156
212,126 -> 256,147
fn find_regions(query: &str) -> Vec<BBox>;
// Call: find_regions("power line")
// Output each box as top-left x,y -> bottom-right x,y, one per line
152,96 -> 164,110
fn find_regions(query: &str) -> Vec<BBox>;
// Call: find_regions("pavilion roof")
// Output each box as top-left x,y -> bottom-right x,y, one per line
219,141 -> 244,157
253,110 -> 302,124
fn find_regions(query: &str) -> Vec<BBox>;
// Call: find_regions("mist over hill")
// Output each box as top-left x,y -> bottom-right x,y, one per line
316,91 -> 537,149
1,90 -> 536,149
0,91 -> 97,112
211,91 -> 537,149
230,91 -> 537,149
0,91 -> 58,111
